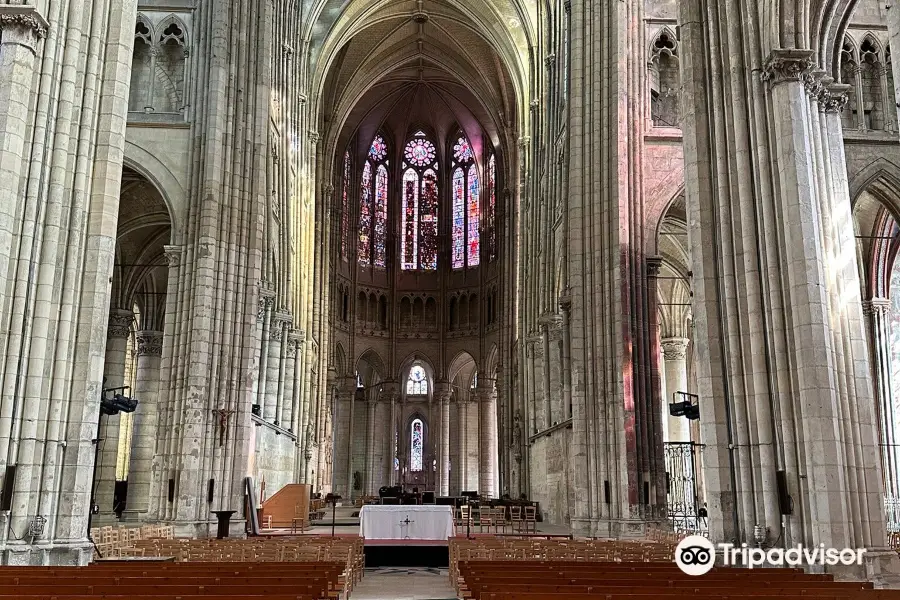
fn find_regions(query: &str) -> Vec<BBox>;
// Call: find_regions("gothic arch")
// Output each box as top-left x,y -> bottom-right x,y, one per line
356,348 -> 387,384
333,342 -> 347,377
850,158 -> 900,213
447,349 -> 477,384
399,352 -> 438,385
123,141 -> 184,239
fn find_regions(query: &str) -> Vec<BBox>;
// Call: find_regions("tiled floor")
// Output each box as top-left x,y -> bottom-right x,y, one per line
349,567 -> 457,599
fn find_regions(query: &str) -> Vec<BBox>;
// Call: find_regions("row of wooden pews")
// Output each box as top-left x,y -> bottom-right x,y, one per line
0,560 -> 347,600
450,537 -> 900,600
115,537 -> 365,589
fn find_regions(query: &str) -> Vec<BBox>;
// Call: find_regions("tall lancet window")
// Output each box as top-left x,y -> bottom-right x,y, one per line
451,135 -> 479,269
411,419 -> 424,472
359,135 -> 389,267
401,132 -> 439,270
341,150 -> 351,261
486,153 -> 497,262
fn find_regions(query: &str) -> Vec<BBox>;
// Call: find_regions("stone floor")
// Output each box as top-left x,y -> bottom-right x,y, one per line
349,567 -> 457,599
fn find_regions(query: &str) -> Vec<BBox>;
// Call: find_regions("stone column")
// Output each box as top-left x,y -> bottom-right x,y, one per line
122,331 -> 163,521
661,338 -> 690,443
266,313 -> 289,422
477,384 -> 498,498
382,382 -> 399,486
888,1 -> 900,133
96,308 -> 134,522
365,393 -> 377,495
282,331 -> 300,430
434,381 -> 451,496
0,8 -> 47,296
865,299 -> 900,501
853,65 -> 866,129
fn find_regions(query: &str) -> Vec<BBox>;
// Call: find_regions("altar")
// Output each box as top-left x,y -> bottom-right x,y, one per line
359,505 -> 455,541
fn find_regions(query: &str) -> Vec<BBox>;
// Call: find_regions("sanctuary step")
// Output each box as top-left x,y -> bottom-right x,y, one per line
363,541 -> 450,568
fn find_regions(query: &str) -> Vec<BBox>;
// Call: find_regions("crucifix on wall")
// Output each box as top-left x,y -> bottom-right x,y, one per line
212,408 -> 235,447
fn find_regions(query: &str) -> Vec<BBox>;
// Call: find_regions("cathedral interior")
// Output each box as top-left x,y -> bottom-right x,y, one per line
3,0 -> 900,581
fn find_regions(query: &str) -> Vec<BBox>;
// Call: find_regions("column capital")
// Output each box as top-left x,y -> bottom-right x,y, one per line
135,330 -> 164,357
820,83 -> 852,113
660,337 -> 690,361
761,49 -> 815,86
107,309 -> 135,339
863,297 -> 892,316
646,255 -> 663,278
270,311 -> 292,341
433,381 -> 451,401
163,245 -> 183,267
257,284 -> 276,320
379,380 -> 400,402
0,6 -> 49,44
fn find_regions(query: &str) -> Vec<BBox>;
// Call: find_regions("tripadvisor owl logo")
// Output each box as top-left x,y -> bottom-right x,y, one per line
674,535 -> 716,576
674,535 -> 867,575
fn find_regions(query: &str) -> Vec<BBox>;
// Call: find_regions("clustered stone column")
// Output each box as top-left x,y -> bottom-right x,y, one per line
434,382 -> 451,496
96,309 -> 134,522
122,330 -> 163,521
0,8 -> 47,288
660,338 -> 690,443
865,298 -> 900,502
365,390 -> 377,495
476,384 -> 498,498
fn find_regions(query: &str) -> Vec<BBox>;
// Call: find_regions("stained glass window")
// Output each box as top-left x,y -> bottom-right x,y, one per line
411,419 -> 424,472
453,136 -> 474,162
407,365 -> 428,395
359,135 -> 389,267
369,135 -> 387,161
341,151 -> 350,261
400,133 -> 438,271
357,162 -> 372,265
404,138 -> 436,167
467,165 -> 480,267
402,169 -> 419,270
451,133 -> 480,269
452,168 -> 465,269
420,170 -> 439,270
374,164 -> 388,267
487,153 -> 497,262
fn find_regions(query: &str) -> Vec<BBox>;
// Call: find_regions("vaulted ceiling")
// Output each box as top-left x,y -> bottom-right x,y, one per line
313,0 -> 529,170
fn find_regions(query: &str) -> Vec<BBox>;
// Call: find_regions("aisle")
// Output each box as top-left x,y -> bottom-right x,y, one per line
349,567 -> 457,600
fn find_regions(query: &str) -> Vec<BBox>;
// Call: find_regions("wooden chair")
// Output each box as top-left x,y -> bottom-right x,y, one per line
524,506 -> 537,534
479,507 -> 494,533
509,505 -> 523,533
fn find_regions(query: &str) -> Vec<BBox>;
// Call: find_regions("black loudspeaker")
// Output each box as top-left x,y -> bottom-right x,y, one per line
168,478 -> 175,503
776,470 -> 792,515
251,404 -> 261,416
0,466 -> 15,511
604,480 -> 611,504
207,479 -> 215,504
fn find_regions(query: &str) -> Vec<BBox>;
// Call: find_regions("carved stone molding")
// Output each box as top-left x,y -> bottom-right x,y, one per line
308,130 -> 320,144
646,256 -> 663,278
863,297 -> 892,316
163,245 -> 183,267
107,309 -> 135,339
0,6 -> 49,42
660,337 -> 690,361
821,83 -> 851,114
761,49 -> 815,86
257,284 -> 276,320
270,311 -> 293,341
136,331 -> 164,357
433,381 -> 451,401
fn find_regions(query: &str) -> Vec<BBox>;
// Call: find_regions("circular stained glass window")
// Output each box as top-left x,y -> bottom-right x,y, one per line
369,136 -> 387,161
404,139 -> 436,167
453,137 -> 474,162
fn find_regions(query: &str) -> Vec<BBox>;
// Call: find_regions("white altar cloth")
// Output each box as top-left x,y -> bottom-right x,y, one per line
359,505 -> 455,541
